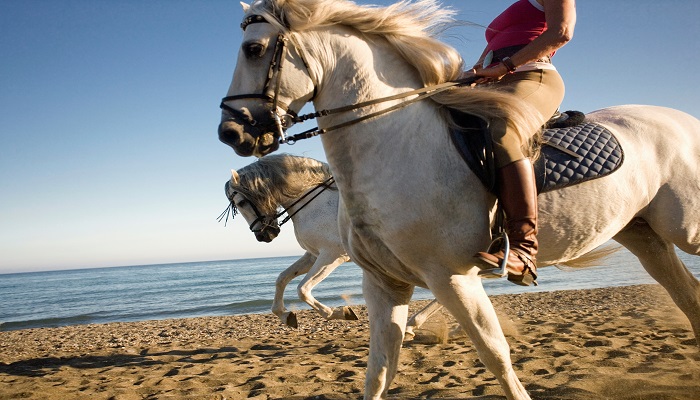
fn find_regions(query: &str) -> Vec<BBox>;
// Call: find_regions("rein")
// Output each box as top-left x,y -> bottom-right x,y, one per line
220,13 -> 477,146
277,176 -> 335,226
281,79 -> 475,144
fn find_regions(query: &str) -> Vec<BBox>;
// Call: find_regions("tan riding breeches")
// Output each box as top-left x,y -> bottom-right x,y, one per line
489,69 -> 565,168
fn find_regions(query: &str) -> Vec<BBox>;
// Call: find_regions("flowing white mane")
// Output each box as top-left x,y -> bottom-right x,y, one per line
230,153 -> 333,215
247,0 -> 542,143
248,0 -> 464,85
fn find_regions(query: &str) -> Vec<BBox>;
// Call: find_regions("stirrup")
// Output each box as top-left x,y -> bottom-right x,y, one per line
477,232 -> 510,279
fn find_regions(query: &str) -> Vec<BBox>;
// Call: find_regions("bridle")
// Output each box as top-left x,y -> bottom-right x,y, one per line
220,176 -> 336,234
220,13 -> 476,146
219,15 -> 298,144
219,184 -> 275,234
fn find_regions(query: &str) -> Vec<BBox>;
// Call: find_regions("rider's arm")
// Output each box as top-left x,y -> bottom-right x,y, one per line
475,0 -> 576,80
509,0 -> 576,67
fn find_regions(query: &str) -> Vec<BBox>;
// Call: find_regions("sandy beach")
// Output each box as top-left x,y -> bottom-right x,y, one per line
2,284 -> 700,399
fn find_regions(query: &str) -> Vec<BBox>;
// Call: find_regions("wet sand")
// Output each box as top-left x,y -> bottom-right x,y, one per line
2,284 -> 700,399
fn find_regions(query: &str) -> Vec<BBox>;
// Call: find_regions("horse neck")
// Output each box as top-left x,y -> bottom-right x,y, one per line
300,28 -> 491,226
286,184 -> 328,219
306,29 -> 455,180
274,169 -> 328,211
308,27 -> 426,120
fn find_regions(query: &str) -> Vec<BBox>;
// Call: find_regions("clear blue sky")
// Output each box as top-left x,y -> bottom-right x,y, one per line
1,0 -> 698,274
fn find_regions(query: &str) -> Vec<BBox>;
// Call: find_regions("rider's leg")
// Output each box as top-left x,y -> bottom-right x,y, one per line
475,158 -> 538,286
473,69 -> 564,286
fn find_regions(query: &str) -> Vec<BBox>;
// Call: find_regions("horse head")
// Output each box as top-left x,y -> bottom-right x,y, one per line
218,2 -> 316,157
226,169 -> 281,243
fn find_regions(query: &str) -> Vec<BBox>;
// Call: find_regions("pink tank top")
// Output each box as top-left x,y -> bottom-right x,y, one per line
485,0 -> 547,53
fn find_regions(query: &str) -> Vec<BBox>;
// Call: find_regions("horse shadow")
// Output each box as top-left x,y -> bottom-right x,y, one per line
0,346 -> 241,377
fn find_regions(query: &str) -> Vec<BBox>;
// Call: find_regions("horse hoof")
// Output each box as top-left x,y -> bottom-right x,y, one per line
404,328 -> 416,341
285,312 -> 299,328
342,306 -> 359,321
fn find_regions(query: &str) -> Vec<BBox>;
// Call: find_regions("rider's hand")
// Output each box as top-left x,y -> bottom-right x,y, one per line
460,69 -> 477,79
473,62 -> 509,84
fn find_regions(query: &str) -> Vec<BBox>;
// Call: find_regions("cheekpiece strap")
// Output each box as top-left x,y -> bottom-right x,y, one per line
241,15 -> 268,30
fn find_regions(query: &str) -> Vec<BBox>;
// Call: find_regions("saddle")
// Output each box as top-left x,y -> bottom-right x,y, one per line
449,110 -> 625,194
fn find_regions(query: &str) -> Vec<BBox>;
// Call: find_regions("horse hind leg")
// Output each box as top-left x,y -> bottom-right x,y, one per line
297,252 -> 356,321
404,299 -> 443,340
614,219 -> 700,345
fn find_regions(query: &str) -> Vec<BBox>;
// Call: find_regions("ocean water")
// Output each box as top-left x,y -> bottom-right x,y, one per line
1,248 -> 699,331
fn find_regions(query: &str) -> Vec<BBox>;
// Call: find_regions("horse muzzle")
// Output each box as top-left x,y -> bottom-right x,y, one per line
218,118 -> 280,158
254,225 -> 281,243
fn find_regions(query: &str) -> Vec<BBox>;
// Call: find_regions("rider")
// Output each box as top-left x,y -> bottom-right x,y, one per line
470,0 -> 576,285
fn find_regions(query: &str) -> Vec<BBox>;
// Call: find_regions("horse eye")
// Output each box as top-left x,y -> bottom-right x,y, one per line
236,198 -> 249,207
243,42 -> 265,59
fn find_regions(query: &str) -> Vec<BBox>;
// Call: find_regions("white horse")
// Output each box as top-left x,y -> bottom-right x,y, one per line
224,153 -> 357,327
224,152 -> 444,336
217,1 -> 700,399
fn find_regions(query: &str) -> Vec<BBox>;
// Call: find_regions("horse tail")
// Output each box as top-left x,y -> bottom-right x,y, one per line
551,244 -> 623,269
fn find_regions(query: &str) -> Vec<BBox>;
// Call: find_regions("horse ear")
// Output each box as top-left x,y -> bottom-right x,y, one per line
231,169 -> 240,185
240,2 -> 250,12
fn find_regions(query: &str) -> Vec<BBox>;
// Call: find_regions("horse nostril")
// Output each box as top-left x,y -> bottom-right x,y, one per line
218,122 -> 240,144
218,121 -> 255,157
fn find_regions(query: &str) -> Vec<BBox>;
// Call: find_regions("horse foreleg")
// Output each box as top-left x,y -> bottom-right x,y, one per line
404,299 -> 443,340
363,271 -> 413,400
428,271 -> 531,400
272,252 -> 316,328
614,220 -> 700,345
297,252 -> 353,320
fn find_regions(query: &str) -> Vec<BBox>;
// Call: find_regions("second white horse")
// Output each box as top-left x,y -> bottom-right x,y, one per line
224,153 -> 445,336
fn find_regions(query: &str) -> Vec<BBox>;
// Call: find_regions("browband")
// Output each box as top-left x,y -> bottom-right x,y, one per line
241,14 -> 268,30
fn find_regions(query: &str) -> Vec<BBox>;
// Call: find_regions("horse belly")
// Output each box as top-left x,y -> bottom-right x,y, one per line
536,176 -> 639,264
